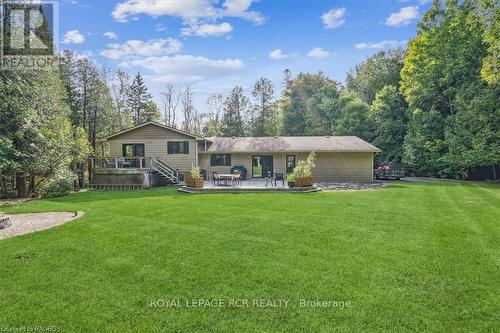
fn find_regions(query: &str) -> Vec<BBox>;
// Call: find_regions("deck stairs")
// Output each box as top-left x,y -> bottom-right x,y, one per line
151,159 -> 179,184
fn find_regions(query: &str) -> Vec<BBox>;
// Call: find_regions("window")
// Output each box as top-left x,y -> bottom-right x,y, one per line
168,141 -> 189,154
122,144 -> 145,157
286,155 -> 296,173
211,154 -> 231,166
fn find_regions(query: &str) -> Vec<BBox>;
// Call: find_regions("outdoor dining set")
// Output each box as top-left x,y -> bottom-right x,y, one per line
210,171 -> 285,187
211,172 -> 242,187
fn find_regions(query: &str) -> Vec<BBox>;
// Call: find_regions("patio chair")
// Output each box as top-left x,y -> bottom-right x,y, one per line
274,172 -> 285,187
265,170 -> 274,187
232,172 -> 241,187
212,171 -> 221,186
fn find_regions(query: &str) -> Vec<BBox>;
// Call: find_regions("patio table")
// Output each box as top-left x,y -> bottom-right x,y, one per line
218,174 -> 234,186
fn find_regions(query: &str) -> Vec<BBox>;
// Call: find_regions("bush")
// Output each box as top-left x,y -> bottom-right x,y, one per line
190,165 -> 201,179
39,170 -> 76,198
292,151 -> 316,178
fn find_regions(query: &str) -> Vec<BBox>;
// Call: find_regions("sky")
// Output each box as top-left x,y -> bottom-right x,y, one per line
59,0 -> 433,113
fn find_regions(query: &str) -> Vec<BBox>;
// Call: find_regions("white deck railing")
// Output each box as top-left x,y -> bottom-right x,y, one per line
91,157 -> 151,170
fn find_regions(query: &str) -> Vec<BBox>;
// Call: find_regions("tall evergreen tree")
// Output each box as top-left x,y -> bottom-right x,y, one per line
250,77 -> 278,136
127,73 -> 152,125
221,86 -> 248,137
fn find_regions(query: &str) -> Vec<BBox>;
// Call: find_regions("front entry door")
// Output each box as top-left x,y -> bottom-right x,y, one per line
252,155 -> 273,178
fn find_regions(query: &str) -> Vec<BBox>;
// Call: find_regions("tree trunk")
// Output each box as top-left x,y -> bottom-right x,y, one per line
28,175 -> 36,197
493,165 -> 497,181
78,162 -> 85,188
16,173 -> 27,198
76,162 -> 85,188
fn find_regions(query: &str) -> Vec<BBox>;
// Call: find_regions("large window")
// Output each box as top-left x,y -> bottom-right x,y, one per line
167,141 -> 189,154
211,154 -> 231,166
122,144 -> 145,157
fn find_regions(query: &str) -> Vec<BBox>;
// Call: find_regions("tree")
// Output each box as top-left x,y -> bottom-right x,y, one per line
346,49 -> 405,105
0,68 -> 81,198
127,73 -> 152,125
370,85 -> 409,163
110,70 -> 133,128
60,51 -> 120,186
403,109 -> 447,176
400,0 -> 496,177
160,83 -> 180,127
221,86 -> 248,137
443,83 -> 500,178
250,77 -> 279,136
205,94 -> 224,136
306,83 -> 341,135
142,101 -> 161,123
332,94 -> 373,142
281,72 -> 332,135
477,0 -> 500,85
181,87 -> 195,132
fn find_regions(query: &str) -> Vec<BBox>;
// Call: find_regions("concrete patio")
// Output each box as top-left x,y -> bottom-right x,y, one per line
178,179 -> 319,193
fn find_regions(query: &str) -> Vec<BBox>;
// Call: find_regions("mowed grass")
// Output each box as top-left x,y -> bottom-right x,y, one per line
0,182 -> 499,332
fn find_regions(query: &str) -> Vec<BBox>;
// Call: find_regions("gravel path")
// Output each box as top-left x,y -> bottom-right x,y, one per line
0,211 -> 84,240
317,181 -> 389,191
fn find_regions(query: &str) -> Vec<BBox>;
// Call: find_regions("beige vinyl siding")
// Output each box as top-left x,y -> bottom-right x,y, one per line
313,152 -> 373,182
200,151 -> 374,182
199,153 -> 289,179
107,124 -> 197,172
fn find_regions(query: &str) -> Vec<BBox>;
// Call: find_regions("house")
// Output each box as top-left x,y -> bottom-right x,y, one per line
92,122 -> 380,187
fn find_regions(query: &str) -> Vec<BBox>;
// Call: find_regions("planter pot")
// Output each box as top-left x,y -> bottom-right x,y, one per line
185,174 -> 204,188
288,181 -> 295,188
295,176 -> 314,188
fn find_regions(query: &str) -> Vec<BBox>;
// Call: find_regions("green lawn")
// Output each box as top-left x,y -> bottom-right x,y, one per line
0,182 -> 498,332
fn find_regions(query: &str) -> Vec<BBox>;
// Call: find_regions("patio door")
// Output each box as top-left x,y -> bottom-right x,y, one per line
252,155 -> 273,178
122,143 -> 145,168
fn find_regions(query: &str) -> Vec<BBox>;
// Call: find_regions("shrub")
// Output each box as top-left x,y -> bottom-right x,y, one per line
39,170 -> 76,198
190,165 -> 201,179
292,151 -> 316,178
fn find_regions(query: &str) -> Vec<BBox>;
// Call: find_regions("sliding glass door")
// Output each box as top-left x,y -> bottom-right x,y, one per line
252,155 -> 273,178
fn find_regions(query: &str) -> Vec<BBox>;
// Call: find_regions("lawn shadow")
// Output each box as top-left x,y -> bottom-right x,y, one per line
30,187 -> 181,205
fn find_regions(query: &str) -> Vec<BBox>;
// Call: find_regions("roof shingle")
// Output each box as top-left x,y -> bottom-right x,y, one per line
205,136 -> 380,153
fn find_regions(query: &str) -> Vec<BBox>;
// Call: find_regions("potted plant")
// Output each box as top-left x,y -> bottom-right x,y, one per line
292,151 -> 316,188
185,165 -> 204,188
287,174 -> 295,188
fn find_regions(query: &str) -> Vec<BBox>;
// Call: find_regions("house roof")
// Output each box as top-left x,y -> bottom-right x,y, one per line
204,136 -> 380,153
103,122 -> 204,140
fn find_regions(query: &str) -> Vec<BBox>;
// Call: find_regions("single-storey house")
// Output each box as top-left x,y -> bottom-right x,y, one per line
92,122 -> 380,187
